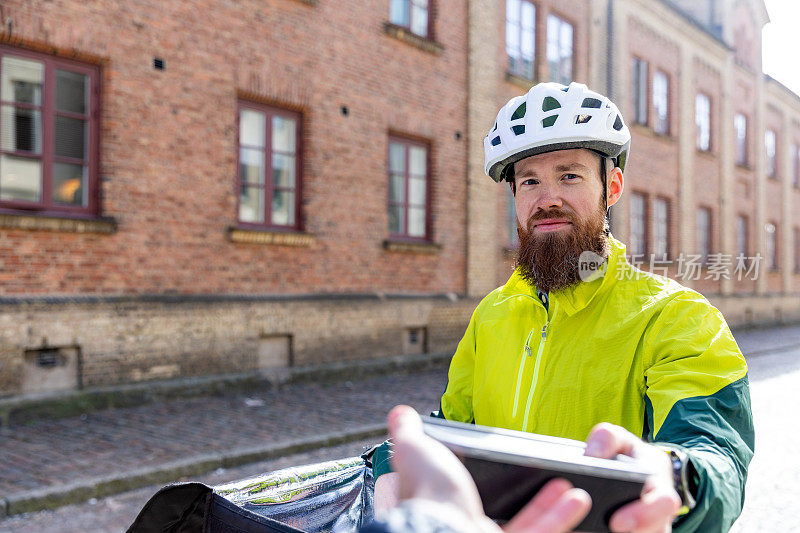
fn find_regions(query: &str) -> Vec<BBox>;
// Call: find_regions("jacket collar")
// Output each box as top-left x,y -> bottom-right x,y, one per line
499,236 -> 628,317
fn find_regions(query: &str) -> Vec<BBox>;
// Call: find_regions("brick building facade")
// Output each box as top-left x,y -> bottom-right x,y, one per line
0,0 -> 798,398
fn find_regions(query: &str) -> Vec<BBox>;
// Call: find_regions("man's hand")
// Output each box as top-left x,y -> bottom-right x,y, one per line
584,423 -> 681,533
387,405 -> 591,532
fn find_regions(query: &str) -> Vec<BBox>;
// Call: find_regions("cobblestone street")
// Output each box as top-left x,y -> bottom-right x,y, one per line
1,325 -> 798,532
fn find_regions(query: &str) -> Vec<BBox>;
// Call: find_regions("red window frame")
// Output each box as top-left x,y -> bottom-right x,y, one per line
0,45 -> 100,217
389,0 -> 432,39
387,135 -> 431,241
505,0 -> 536,80
236,101 -> 302,231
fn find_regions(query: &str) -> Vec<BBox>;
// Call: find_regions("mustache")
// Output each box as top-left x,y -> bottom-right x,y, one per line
525,208 -> 578,229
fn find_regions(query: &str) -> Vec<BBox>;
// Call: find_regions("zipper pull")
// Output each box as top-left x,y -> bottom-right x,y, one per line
525,345 -> 532,357
541,323 -> 548,340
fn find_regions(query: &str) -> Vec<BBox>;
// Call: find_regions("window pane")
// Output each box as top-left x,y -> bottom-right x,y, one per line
271,190 -> 295,226
411,4 -> 428,36
507,188 -> 519,246
272,115 -> 296,153
53,162 -> 87,205
409,146 -> 426,176
272,153 -> 296,189
55,115 -> 87,159
0,154 -> 41,202
389,142 -> 405,173
55,69 -> 88,114
521,28 -> 534,60
240,109 -> 265,148
507,20 -> 520,59
240,147 -> 265,185
1,105 -> 42,153
239,184 -> 264,223
390,0 -> 409,26
409,176 -> 425,205
1,56 -> 43,105
390,173 -> 405,203
521,1 -> 534,30
389,204 -> 404,234
507,0 -> 520,24
408,206 -> 426,237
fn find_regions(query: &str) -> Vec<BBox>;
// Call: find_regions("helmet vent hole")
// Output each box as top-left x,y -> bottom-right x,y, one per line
541,115 -> 558,128
492,122 -> 498,132
511,102 -> 526,120
581,98 -> 602,109
491,136 -> 502,146
613,115 -> 623,131
511,125 -> 526,135
561,87 -> 569,92
575,114 -> 592,124
542,97 -> 561,112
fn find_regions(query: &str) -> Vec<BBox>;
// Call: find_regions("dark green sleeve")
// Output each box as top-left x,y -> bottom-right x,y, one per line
372,440 -> 394,480
645,377 -> 755,532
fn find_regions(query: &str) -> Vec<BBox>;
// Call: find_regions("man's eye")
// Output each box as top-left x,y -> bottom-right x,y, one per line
520,178 -> 538,186
563,173 -> 581,181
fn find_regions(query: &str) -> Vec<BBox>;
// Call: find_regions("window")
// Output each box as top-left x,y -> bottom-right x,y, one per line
237,103 -> 301,229
696,207 -> 711,260
734,113 -> 747,166
794,227 -> 800,273
0,48 -> 99,214
546,15 -> 573,85
653,197 -> 669,258
765,129 -> 777,178
695,93 -> 711,151
388,136 -> 429,239
390,0 -> 430,38
765,222 -> 778,271
736,215 -> 748,259
506,0 -> 536,80
631,58 -> 648,126
792,143 -> 799,187
653,70 -> 669,134
506,187 -> 519,247
629,192 -> 646,257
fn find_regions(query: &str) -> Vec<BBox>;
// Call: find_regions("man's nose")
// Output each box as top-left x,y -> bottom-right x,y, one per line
534,186 -> 563,211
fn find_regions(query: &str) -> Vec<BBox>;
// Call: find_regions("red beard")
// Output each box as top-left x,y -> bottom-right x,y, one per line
516,201 -> 609,293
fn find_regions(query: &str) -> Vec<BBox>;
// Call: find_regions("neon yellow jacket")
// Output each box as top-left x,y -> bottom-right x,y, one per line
440,237 -> 753,532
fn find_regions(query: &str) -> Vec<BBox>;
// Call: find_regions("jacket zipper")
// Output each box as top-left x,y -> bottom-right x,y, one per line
514,299 -> 556,432
521,320 -> 548,432
511,327 -> 537,419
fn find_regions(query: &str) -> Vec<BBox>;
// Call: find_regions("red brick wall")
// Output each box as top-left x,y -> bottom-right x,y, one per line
0,0 -> 468,296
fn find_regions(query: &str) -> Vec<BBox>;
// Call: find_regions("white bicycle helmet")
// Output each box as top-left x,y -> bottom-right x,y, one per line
484,82 -> 631,183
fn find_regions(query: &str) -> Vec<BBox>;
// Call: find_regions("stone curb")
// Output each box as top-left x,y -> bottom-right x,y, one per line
0,423 -> 387,517
0,352 -> 451,427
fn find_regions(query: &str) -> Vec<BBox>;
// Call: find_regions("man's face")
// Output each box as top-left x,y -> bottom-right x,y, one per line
512,148 -> 605,233
512,149 -> 610,292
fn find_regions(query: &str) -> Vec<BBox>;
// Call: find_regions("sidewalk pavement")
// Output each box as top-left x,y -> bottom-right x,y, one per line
0,323 -> 797,518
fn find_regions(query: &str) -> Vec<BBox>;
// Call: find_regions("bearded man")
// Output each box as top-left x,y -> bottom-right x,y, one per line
373,83 -> 754,533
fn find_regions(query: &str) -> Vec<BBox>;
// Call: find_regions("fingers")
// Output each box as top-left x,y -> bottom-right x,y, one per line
504,479 -> 592,533
584,422 -> 638,459
608,485 -> 681,532
386,405 -> 485,515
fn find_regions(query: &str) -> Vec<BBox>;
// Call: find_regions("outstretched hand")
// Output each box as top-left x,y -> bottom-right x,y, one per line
387,405 -> 591,532
584,423 -> 681,532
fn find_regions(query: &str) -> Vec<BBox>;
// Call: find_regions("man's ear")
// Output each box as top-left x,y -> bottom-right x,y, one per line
606,168 -> 624,208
